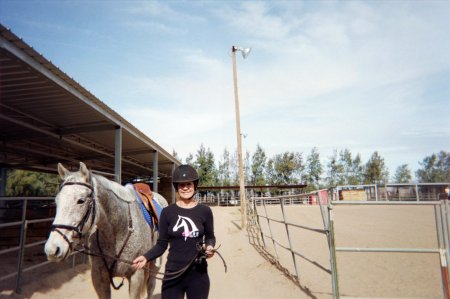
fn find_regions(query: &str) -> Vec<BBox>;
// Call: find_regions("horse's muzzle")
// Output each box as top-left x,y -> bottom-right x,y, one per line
44,231 -> 72,262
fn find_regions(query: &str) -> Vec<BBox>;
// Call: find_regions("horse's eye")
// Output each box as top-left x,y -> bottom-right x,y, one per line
77,198 -> 86,204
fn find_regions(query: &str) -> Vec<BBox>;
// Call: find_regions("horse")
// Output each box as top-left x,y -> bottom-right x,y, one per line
44,162 -> 168,299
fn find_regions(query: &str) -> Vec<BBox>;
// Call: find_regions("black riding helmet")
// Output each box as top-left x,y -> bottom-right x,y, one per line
172,164 -> 199,190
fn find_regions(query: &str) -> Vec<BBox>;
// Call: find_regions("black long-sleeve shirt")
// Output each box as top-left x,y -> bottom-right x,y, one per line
144,203 -> 215,271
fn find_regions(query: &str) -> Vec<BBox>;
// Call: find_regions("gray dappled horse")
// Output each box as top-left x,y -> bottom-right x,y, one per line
44,162 -> 168,299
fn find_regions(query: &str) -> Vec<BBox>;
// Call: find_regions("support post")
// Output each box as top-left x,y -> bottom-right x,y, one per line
153,151 -> 158,193
15,199 -> 28,294
328,202 -> 340,298
171,163 -> 176,204
416,184 -> 420,202
0,168 -> 6,196
114,127 -> 122,183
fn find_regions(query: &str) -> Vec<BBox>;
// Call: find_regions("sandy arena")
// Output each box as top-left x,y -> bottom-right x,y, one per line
0,205 -> 444,298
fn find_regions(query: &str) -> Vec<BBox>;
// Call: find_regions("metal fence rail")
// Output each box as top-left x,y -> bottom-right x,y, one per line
247,190 -> 335,290
247,190 -> 450,298
330,200 -> 450,298
0,196 -> 84,293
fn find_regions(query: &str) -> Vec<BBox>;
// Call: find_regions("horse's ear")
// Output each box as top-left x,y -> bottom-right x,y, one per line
79,162 -> 90,179
57,163 -> 70,180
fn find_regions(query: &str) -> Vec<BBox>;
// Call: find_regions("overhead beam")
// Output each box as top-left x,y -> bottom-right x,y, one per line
57,123 -> 118,135
0,113 -> 153,173
123,148 -> 156,156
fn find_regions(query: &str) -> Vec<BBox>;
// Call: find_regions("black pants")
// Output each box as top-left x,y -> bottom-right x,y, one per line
161,264 -> 210,299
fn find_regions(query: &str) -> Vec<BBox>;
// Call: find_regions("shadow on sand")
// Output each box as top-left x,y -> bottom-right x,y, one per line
0,260 -> 89,299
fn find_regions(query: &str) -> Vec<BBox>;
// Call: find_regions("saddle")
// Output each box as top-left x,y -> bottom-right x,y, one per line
133,183 -> 159,229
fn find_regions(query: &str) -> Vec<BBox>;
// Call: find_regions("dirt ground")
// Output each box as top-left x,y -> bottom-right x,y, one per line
0,205 -> 445,299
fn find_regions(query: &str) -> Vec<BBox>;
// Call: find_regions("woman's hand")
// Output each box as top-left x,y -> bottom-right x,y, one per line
132,255 -> 148,269
205,245 -> 215,258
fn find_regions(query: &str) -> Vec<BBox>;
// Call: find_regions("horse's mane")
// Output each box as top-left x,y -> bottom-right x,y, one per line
93,174 -> 135,203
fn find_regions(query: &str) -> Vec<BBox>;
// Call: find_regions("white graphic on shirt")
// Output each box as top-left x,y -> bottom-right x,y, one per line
173,215 -> 199,241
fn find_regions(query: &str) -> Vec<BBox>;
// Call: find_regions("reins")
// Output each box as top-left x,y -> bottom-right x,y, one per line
73,241 -> 227,281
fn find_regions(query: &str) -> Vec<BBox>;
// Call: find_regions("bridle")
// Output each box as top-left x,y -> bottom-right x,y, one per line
50,180 -> 96,256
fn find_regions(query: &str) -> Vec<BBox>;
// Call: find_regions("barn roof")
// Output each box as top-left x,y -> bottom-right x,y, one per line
0,24 -> 179,182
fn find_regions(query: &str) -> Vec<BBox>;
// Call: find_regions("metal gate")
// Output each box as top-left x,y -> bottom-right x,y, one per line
248,192 -> 449,298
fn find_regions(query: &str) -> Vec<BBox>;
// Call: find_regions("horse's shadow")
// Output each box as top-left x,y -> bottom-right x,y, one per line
0,262 -> 163,299
0,262 -> 90,299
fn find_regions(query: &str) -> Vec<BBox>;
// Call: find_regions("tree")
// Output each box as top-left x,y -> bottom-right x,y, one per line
326,149 -> 345,187
250,144 -> 267,186
393,164 -> 412,183
305,147 -> 323,190
266,158 -> 276,185
416,151 -> 450,182
185,153 -> 194,166
267,151 -> 303,185
230,149 -> 239,185
6,169 -> 59,196
363,151 -> 389,184
339,149 -> 354,185
349,153 -> 364,185
217,148 -> 233,186
193,144 -> 218,187
172,149 -> 182,162
243,150 -> 251,185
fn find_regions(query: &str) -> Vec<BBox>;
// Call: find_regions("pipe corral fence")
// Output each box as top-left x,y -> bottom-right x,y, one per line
1,183 -> 449,296
0,197 -> 86,293
247,183 -> 450,298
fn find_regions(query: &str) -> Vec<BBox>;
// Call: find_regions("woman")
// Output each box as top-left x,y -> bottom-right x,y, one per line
133,164 -> 216,299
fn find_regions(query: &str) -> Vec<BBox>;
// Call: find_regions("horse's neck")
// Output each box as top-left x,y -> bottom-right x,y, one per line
92,176 -> 132,236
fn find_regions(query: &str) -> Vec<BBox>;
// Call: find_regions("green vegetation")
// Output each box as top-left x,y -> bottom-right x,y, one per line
180,147 -> 449,188
5,169 -> 59,196
3,150 -> 449,194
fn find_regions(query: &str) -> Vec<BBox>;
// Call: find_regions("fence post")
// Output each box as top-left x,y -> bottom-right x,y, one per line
440,201 -> 450,297
415,184 -> 420,202
446,200 -> 450,277
375,184 -> 379,201
254,199 -> 266,247
262,198 -> 279,262
280,198 -> 299,278
15,199 -> 28,293
328,201 -> 340,299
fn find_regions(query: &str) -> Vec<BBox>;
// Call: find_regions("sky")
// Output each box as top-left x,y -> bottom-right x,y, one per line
1,0 -> 449,180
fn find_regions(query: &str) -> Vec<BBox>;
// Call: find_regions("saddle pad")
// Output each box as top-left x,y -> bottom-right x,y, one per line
152,196 -> 163,220
126,183 -> 162,231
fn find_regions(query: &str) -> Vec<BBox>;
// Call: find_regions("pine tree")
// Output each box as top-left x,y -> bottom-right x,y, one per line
393,164 -> 412,183
416,151 -> 450,182
251,144 -> 267,186
363,151 -> 389,184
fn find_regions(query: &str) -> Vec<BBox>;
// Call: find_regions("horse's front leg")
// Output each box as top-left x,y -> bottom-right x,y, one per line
91,257 -> 111,299
129,269 -> 147,299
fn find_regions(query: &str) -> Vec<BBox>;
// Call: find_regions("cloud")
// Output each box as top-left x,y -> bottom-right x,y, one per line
118,1 -> 206,35
115,1 -> 450,174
